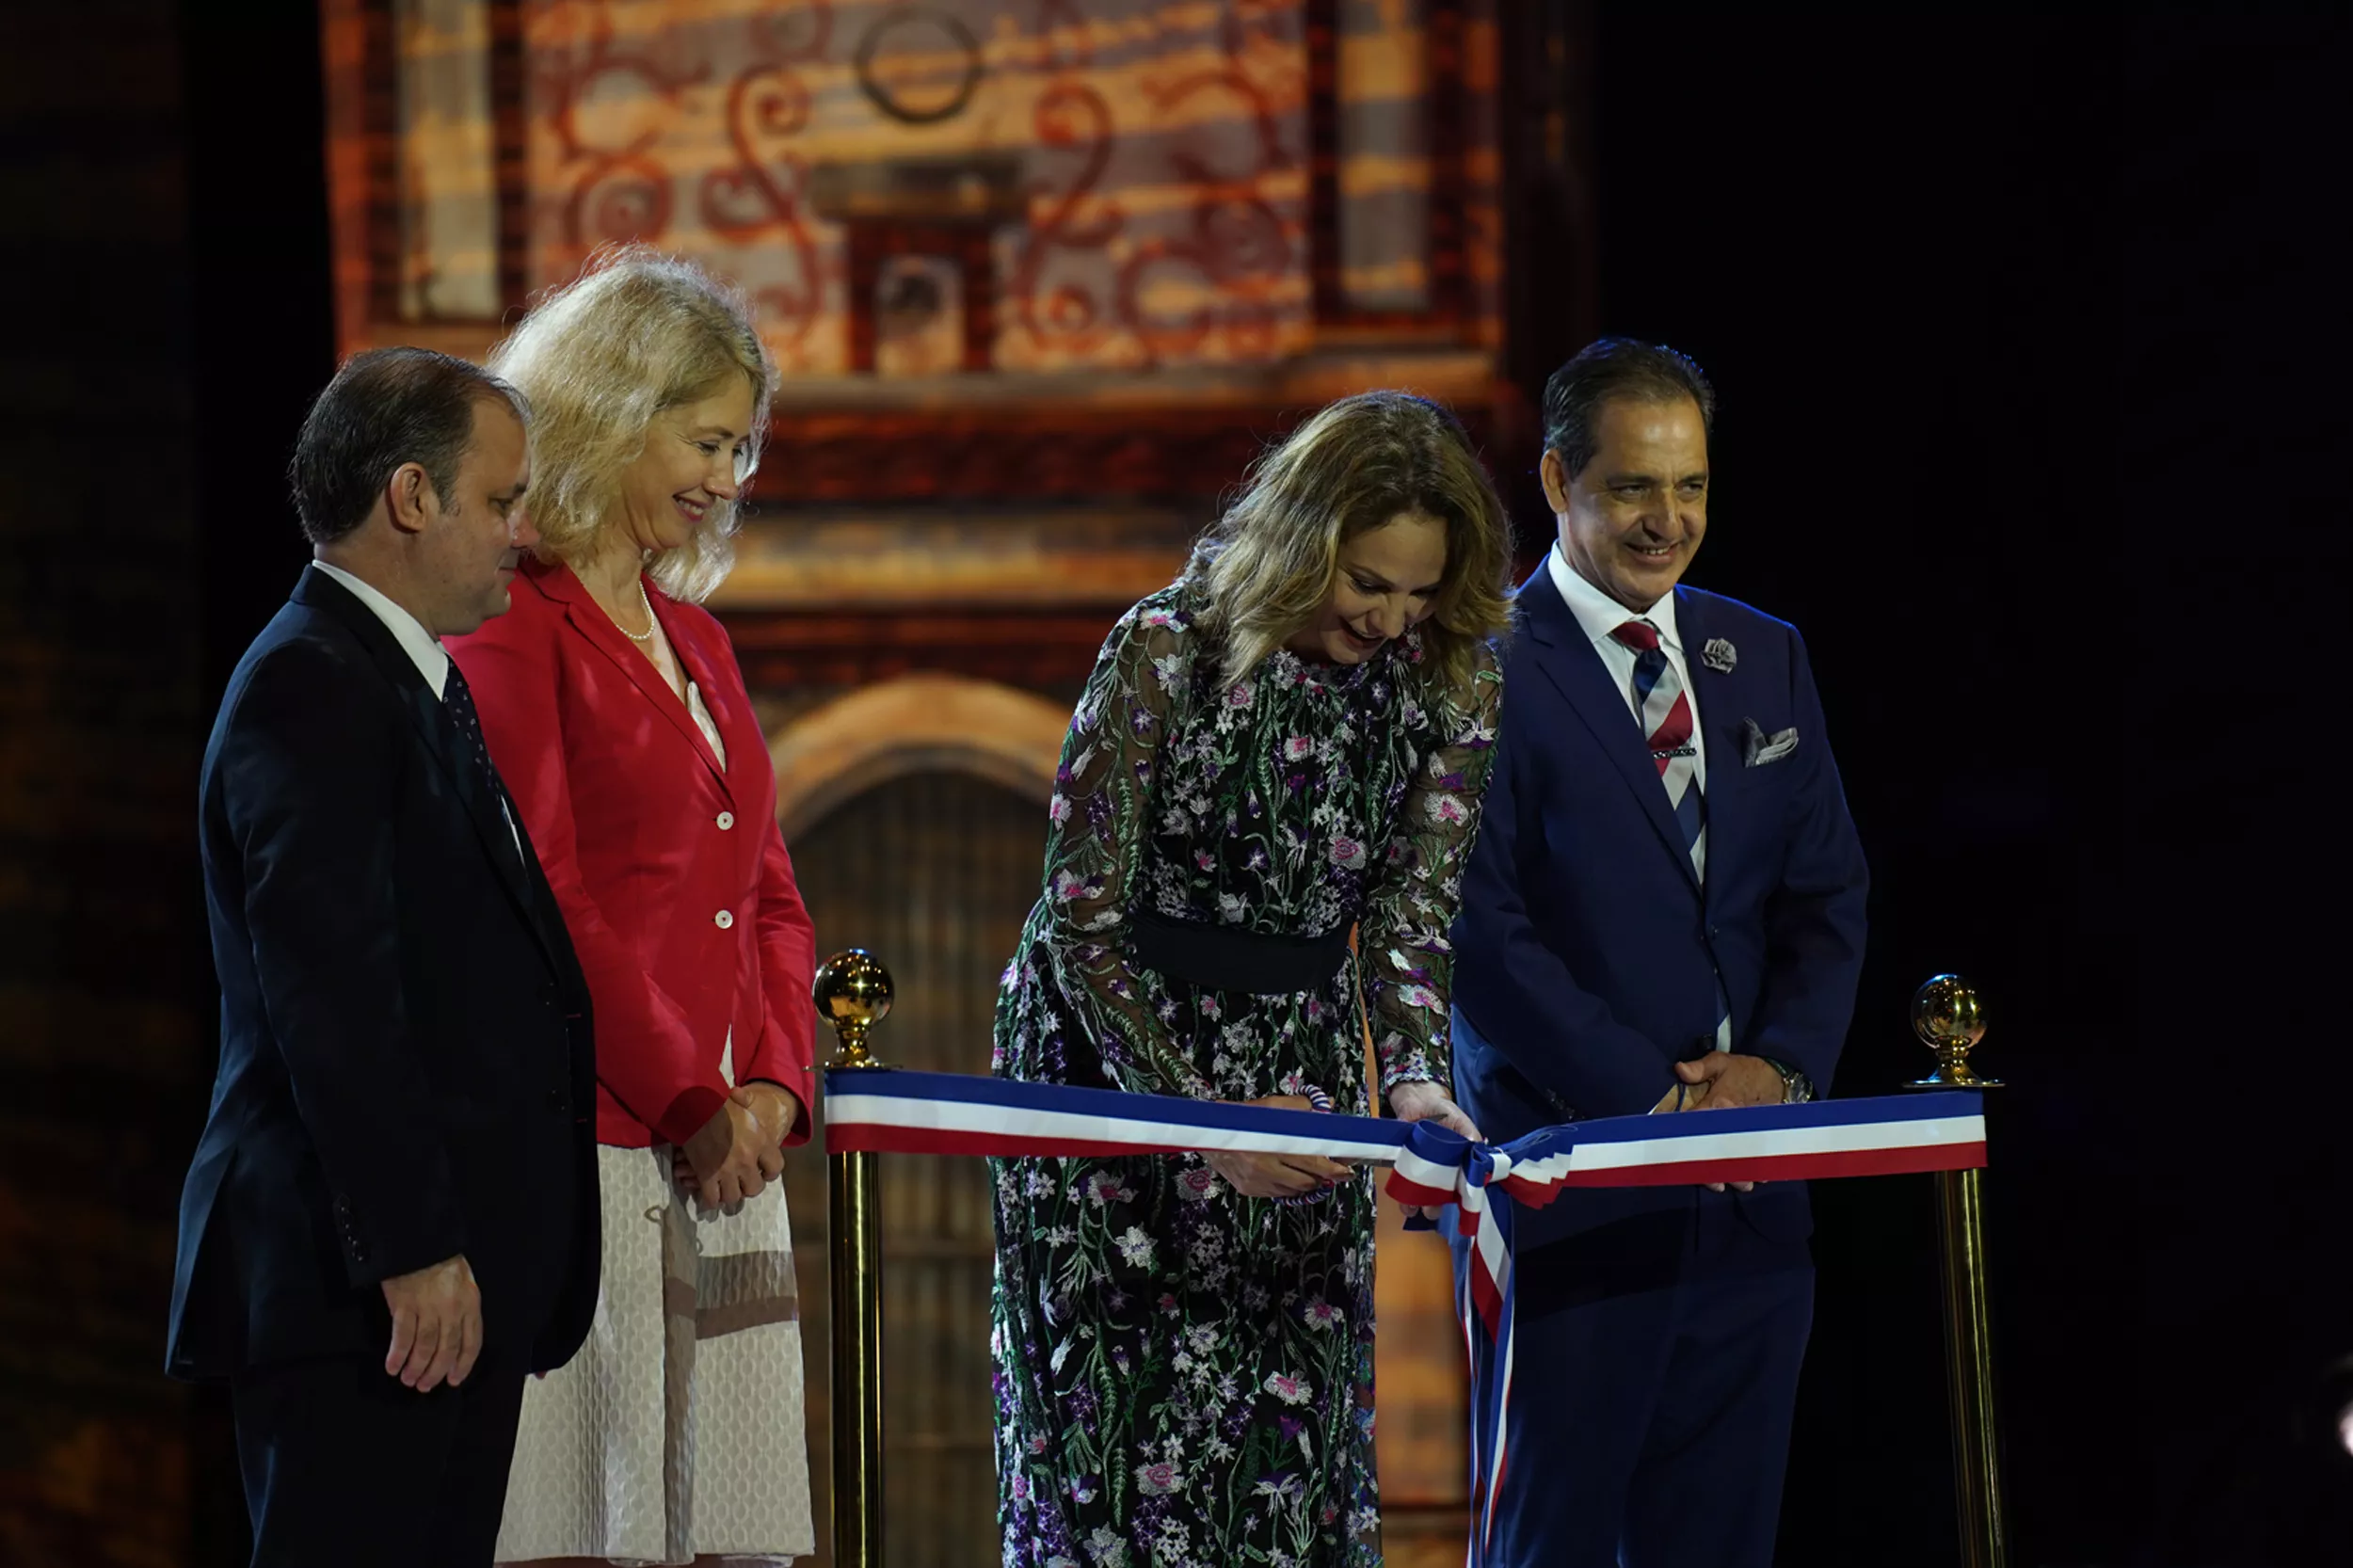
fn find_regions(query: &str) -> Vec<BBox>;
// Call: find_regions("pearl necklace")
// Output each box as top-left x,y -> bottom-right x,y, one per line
618,580 -> 659,644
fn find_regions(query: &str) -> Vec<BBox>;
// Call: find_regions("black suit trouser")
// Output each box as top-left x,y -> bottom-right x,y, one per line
232,1352 -> 527,1567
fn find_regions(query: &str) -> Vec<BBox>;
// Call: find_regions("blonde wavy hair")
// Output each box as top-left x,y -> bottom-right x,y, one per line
488,246 -> 774,604
1187,391 -> 1514,693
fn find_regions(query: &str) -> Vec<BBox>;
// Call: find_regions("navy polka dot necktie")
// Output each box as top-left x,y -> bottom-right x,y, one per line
440,662 -> 520,872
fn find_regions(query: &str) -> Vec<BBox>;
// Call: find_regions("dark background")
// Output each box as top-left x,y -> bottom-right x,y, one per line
1578,10 -> 2351,1564
1,3 -> 2345,1563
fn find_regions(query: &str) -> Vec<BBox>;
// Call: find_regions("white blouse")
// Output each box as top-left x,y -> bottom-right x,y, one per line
683,680 -> 728,772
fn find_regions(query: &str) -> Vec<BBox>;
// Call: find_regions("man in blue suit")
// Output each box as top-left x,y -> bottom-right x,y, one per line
1449,338 -> 1868,1566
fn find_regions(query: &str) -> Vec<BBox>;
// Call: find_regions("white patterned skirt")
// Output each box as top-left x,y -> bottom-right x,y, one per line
496,1142 -> 814,1565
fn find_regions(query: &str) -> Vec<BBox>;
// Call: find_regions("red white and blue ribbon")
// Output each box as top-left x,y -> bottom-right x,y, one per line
823,1068 -> 1985,1565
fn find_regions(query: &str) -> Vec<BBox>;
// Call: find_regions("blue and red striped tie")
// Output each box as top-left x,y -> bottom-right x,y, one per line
1613,619 -> 1731,1051
1612,618 -> 1705,880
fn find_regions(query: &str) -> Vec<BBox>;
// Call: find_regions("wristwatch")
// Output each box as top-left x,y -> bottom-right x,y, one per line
1763,1057 -> 1814,1105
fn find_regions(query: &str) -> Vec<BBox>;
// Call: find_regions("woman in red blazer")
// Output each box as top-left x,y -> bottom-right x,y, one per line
449,248 -> 816,1566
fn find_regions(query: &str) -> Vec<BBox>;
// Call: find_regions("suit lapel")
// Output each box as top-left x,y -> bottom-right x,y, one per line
1519,566 -> 1699,890
535,564 -> 732,796
649,591 -> 744,808
491,775 -> 578,972
291,567 -> 561,968
1676,588 -> 1749,915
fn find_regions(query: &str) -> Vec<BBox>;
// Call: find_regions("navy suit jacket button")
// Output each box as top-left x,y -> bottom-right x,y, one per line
547,1088 -> 568,1112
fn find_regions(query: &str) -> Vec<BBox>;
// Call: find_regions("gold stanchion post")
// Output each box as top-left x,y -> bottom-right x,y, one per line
813,950 -> 894,1568
1906,974 -> 2009,1568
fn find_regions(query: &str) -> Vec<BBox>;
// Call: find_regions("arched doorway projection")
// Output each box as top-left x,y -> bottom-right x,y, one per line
769,673 -> 1066,840
770,676 -> 1064,1568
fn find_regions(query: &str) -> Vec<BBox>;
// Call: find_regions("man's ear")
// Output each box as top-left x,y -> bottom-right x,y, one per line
385,461 -> 437,536
1538,449 -> 1572,518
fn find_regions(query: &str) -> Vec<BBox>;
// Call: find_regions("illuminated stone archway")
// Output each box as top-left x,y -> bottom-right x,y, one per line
768,673 -> 1068,840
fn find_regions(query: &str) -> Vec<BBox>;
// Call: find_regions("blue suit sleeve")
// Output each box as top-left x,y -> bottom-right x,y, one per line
1451,695 -> 1679,1121
1745,630 -> 1869,1093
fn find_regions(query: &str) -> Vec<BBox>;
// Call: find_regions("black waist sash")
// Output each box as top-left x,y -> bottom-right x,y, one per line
1127,910 -> 1352,995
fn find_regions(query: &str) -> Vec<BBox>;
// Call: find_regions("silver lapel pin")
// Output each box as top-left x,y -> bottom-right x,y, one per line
1702,636 -> 1737,674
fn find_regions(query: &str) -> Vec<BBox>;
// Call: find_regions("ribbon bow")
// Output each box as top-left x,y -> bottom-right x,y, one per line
1382,1121 -> 1574,1565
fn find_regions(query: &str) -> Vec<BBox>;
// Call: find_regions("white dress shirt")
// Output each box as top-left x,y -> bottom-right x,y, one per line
1545,543 -> 1709,792
313,557 -> 520,856
312,558 -> 450,699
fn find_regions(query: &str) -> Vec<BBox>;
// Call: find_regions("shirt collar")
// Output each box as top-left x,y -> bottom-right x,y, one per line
1545,542 -> 1684,653
312,558 -> 450,699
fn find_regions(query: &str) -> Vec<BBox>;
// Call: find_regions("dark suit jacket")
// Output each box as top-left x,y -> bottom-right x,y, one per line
167,566 -> 599,1380
1451,564 -> 1869,1256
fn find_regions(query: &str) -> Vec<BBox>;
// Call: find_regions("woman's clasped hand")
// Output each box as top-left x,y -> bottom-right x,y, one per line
672,1082 -> 797,1208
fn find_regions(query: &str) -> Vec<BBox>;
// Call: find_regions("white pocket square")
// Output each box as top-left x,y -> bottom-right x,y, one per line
1740,718 -> 1800,766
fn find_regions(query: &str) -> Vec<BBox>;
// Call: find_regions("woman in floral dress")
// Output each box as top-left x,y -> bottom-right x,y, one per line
991,392 -> 1515,1568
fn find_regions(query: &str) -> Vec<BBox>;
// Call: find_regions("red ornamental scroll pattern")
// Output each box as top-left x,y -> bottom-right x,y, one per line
529,0 -> 832,357
533,0 -> 703,261
696,5 -> 830,353
1009,4 -> 1305,370
1006,79 -> 1123,361
1111,62 -> 1294,366
522,0 -> 1313,374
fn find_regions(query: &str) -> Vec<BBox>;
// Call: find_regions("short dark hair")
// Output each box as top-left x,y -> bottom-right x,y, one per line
1541,337 -> 1716,480
288,346 -> 528,546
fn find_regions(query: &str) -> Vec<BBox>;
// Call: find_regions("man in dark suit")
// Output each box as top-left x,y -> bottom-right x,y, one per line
168,348 -> 600,1566
1449,338 -> 1868,1566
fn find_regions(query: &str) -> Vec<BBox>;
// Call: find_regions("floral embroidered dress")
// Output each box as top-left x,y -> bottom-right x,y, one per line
989,582 -> 1502,1568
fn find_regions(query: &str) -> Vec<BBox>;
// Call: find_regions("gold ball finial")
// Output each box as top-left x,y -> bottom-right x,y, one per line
1909,973 -> 1998,1088
813,949 -> 894,1068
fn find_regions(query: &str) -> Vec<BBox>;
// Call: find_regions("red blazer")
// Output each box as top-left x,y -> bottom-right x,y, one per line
449,559 -> 815,1150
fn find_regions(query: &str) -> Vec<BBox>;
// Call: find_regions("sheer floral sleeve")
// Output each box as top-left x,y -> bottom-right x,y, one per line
1359,641 -> 1505,1096
1032,594 -> 1217,1101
